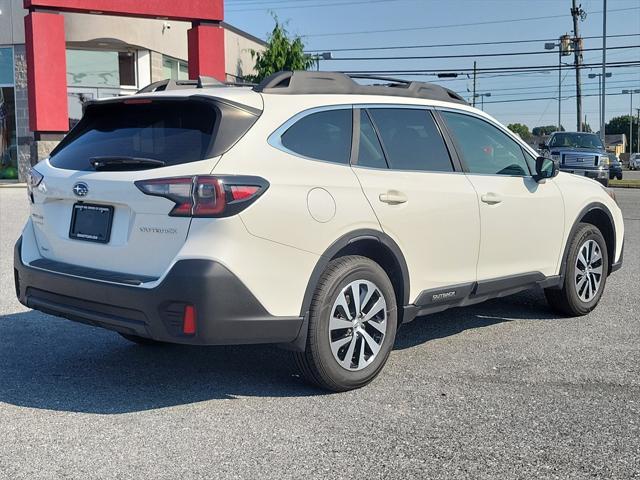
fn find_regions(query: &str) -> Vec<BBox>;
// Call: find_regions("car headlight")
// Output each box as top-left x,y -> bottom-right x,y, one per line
601,156 -> 610,166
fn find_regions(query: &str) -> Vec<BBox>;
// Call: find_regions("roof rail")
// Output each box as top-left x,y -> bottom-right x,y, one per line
136,76 -> 226,94
252,71 -> 468,105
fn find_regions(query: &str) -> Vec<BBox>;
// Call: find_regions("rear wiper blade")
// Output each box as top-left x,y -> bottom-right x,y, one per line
90,156 -> 166,171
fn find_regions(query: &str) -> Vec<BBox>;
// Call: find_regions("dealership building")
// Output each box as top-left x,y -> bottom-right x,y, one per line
0,0 -> 264,181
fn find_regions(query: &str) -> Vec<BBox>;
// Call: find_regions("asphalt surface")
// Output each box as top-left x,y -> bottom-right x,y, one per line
0,187 -> 639,479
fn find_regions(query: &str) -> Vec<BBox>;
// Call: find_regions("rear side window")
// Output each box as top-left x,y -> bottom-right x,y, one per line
280,109 -> 352,164
356,110 -> 387,169
368,108 -> 453,172
50,100 -> 220,170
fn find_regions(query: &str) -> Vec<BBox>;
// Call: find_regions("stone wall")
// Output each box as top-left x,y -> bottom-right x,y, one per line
12,44 -> 34,183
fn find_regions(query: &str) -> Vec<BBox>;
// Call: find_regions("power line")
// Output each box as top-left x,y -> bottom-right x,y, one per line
340,60 -> 640,75
483,91 -> 636,105
475,84 -> 640,99
323,44 -> 640,62
227,0 -> 402,12
306,33 -> 640,53
303,6 -> 639,37
342,60 -> 640,75
459,77 -> 640,93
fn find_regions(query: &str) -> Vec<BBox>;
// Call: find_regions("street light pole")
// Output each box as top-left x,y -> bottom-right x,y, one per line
313,52 -> 333,71
601,0 -> 607,142
545,38 -> 568,132
474,92 -> 491,111
622,90 -> 640,154
589,72 -> 612,138
636,107 -> 640,153
558,46 -> 562,131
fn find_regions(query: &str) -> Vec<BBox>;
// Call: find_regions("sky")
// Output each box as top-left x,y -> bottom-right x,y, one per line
225,0 -> 640,132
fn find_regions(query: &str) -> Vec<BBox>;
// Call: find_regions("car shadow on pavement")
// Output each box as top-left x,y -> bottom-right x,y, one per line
0,289 -> 563,414
395,288 -> 562,350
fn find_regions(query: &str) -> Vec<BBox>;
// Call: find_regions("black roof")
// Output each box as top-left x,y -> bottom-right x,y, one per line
253,71 -> 468,105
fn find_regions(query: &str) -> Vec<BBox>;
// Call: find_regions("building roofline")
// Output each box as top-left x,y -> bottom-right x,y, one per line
221,22 -> 267,47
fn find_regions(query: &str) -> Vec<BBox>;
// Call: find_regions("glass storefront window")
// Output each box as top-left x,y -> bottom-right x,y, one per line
0,88 -> 17,179
163,56 -> 189,81
118,52 -> 136,86
0,47 -> 17,180
0,47 -> 13,85
67,50 -> 120,87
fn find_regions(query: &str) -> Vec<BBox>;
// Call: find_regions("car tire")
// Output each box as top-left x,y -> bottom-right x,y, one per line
293,255 -> 398,392
544,223 -> 608,317
118,333 -> 164,346
617,174 -> 623,180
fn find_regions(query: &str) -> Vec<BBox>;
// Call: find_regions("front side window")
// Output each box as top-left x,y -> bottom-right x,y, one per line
368,108 -> 453,172
280,109 -> 352,164
441,111 -> 530,176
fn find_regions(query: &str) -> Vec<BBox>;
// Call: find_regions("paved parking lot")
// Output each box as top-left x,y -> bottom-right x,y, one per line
0,186 -> 638,479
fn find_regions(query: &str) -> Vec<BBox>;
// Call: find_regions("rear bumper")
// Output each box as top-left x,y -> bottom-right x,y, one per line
14,238 -> 303,345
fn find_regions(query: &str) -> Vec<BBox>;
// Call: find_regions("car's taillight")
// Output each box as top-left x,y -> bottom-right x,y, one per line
135,175 -> 269,218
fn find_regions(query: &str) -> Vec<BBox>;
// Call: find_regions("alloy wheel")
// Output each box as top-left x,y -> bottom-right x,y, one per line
328,279 -> 388,371
574,239 -> 604,302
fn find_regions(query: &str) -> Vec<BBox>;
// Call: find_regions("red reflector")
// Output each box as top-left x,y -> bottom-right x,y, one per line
230,185 -> 260,201
183,305 -> 197,335
124,99 -> 153,105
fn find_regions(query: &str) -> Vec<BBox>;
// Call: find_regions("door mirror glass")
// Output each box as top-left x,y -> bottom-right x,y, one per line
534,156 -> 559,182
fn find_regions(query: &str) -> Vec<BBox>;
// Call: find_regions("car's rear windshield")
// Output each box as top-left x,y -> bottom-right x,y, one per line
49,100 -> 218,171
549,132 -> 604,149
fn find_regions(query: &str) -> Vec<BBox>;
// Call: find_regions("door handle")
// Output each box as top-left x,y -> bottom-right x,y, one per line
379,190 -> 408,205
480,192 -> 503,205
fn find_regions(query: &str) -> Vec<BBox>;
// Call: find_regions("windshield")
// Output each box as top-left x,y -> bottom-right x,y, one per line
549,132 -> 604,149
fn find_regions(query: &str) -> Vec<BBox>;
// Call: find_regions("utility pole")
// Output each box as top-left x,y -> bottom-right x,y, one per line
472,61 -> 477,107
601,0 -> 607,142
571,0 -> 586,131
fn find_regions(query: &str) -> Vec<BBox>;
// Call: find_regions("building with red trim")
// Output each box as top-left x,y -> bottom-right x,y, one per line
0,0 -> 264,181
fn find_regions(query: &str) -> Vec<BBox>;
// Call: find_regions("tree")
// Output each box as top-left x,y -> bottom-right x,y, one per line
507,123 -> 531,141
532,125 -> 561,136
245,16 -> 315,83
606,115 -> 639,153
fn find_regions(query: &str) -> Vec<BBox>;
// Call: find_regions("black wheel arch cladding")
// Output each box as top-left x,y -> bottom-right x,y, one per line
559,202 -> 617,279
300,229 -> 410,321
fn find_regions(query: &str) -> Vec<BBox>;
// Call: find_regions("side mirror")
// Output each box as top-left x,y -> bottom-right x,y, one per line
533,156 -> 559,182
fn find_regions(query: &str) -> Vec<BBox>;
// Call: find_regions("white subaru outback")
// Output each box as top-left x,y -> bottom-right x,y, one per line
15,71 -> 624,391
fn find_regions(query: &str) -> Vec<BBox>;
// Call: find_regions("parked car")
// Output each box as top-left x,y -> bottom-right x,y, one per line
630,153 -> 640,170
539,132 -> 610,186
607,153 -> 623,180
14,71 -> 625,392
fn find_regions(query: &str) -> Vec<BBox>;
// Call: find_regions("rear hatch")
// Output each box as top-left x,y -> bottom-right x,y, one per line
28,93 -> 261,280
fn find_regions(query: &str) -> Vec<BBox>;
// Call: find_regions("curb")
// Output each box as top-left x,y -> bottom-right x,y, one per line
0,183 -> 26,188
609,184 -> 640,189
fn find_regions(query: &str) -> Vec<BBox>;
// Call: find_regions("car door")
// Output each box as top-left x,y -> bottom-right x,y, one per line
438,109 -> 565,282
351,107 -> 480,304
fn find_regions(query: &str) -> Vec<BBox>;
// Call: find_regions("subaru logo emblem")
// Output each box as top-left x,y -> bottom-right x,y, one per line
73,182 -> 89,197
